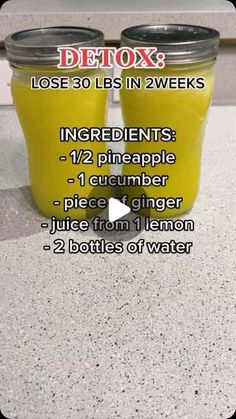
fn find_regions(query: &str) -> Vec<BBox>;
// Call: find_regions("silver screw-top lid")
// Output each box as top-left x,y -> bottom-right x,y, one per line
4,26 -> 104,66
121,24 -> 220,64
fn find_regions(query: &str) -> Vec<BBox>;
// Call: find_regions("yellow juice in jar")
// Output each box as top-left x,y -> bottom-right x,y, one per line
12,68 -> 110,219
120,61 -> 215,218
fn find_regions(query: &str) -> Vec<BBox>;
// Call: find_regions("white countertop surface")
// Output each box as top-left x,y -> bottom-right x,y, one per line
0,105 -> 236,419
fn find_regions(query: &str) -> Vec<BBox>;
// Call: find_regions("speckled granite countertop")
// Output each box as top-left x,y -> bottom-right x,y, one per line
0,107 -> 236,419
0,11 -> 236,42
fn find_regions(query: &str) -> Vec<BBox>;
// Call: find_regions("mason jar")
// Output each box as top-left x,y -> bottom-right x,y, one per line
120,24 -> 220,218
5,27 -> 110,219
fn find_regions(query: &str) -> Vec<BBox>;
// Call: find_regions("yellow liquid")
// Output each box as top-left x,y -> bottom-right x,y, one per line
120,62 -> 214,218
12,68 -> 110,219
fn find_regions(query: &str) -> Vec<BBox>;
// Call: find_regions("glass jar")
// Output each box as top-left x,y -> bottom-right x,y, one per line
120,24 -> 220,218
5,27 -> 110,219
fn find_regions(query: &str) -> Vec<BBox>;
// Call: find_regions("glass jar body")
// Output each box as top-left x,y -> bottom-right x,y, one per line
120,60 -> 215,218
11,66 -> 110,219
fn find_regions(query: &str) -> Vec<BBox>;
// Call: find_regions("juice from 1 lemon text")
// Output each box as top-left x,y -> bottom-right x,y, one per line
120,61 -> 215,218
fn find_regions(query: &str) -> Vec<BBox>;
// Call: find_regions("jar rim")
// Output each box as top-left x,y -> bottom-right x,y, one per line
4,26 -> 104,67
121,24 -> 220,64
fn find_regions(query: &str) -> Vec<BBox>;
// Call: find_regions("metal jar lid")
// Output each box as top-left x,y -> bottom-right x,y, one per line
4,26 -> 104,66
121,24 -> 220,64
